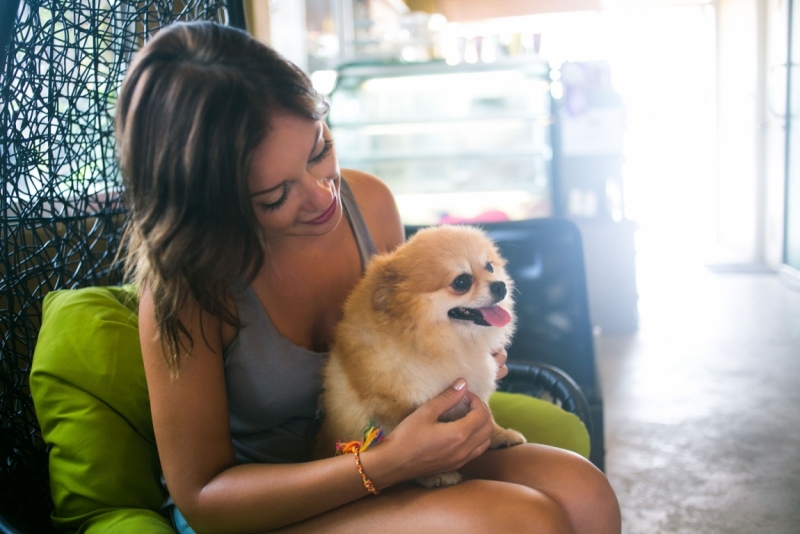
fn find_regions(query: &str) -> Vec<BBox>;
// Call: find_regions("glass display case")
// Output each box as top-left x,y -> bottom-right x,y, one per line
327,58 -> 558,226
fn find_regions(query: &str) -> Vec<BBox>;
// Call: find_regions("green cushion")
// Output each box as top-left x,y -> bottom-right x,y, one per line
30,286 -> 174,533
29,285 -> 589,533
75,509 -> 175,534
489,392 -> 591,459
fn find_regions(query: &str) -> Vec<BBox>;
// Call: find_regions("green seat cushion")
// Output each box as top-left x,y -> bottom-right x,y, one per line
489,392 -> 591,459
74,509 -> 175,534
29,285 -> 588,533
30,286 -> 173,533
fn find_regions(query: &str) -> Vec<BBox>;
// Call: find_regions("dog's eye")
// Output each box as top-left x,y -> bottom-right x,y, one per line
485,262 -> 494,273
451,274 -> 473,292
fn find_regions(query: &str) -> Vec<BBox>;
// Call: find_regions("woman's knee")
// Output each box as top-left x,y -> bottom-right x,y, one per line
553,453 -> 621,532
467,445 -> 619,532
568,454 -> 617,504
445,481 -> 572,534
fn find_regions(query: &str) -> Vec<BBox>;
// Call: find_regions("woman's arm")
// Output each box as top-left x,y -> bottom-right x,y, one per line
140,287 -> 493,534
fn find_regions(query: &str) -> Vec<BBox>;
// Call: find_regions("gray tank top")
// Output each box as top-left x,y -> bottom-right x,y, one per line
224,179 -> 378,465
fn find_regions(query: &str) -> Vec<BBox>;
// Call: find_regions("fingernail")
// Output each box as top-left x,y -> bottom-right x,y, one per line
453,378 -> 466,391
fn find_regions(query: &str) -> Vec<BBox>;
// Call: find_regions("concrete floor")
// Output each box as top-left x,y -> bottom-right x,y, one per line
597,266 -> 800,533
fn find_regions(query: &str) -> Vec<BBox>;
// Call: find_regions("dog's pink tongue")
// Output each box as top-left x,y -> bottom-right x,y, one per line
479,306 -> 511,327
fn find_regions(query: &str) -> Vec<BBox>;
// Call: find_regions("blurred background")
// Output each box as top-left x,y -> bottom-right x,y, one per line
245,0 -> 799,329
243,1 -> 800,532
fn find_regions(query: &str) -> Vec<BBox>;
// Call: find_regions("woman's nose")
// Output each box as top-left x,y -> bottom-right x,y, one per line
303,174 -> 335,210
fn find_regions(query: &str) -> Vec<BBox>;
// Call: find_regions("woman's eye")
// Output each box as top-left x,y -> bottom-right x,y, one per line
451,274 -> 473,292
258,186 -> 289,211
308,138 -> 333,165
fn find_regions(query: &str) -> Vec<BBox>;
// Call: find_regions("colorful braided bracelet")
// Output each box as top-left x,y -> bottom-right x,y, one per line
336,422 -> 385,496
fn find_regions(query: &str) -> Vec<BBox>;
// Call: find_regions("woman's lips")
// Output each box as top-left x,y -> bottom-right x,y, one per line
307,195 -> 338,225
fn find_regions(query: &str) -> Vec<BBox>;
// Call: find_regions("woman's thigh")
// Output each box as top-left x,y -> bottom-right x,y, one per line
460,443 -> 621,534
273,479 -> 570,534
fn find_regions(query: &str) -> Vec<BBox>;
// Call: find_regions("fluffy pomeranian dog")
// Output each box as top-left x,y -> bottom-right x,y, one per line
314,225 -> 526,487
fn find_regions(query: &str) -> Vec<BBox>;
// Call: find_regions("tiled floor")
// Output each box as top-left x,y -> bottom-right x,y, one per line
597,264 -> 800,533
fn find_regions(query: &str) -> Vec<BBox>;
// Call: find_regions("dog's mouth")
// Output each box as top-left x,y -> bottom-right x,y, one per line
448,305 -> 511,327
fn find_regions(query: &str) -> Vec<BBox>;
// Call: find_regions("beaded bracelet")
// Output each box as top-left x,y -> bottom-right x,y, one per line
353,448 -> 379,495
336,422 -> 384,496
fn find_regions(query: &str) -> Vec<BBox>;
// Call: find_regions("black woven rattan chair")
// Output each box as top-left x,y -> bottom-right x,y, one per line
0,2 -> 245,532
0,3 -> 594,532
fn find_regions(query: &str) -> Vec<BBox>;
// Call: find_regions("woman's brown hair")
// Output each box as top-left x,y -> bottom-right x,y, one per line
116,21 -> 328,374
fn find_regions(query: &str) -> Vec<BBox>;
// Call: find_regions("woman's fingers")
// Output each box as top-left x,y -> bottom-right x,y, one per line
464,437 -> 493,465
492,348 -> 509,380
385,379 -> 497,478
420,378 -> 469,421
461,394 -> 494,442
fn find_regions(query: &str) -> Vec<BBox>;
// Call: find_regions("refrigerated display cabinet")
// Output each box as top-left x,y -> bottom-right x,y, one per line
327,58 -> 560,226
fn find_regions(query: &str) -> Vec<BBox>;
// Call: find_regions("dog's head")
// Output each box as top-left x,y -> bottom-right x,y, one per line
363,225 -> 515,344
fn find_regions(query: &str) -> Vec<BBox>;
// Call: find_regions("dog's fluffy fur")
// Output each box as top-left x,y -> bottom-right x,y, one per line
314,225 -> 526,487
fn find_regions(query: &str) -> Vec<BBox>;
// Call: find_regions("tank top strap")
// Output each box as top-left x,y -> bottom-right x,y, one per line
340,177 -> 378,268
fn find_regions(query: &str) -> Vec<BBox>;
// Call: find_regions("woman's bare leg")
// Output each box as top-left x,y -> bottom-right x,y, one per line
273,444 -> 618,534
274,479 -> 571,534
460,443 -> 621,534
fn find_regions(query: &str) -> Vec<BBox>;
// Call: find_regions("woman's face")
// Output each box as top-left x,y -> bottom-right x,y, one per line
248,113 -> 342,243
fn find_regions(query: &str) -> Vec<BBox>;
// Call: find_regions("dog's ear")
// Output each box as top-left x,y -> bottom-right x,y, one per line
372,262 -> 402,312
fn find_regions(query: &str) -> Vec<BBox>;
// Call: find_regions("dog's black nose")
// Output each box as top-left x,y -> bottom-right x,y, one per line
490,281 -> 506,300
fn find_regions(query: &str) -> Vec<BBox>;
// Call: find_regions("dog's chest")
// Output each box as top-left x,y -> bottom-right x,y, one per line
381,344 -> 498,407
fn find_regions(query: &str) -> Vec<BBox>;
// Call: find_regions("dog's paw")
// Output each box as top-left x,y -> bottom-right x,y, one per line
415,471 -> 463,488
489,427 -> 527,449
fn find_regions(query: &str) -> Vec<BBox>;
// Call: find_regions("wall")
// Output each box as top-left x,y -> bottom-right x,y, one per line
763,0 -> 789,269
716,0 -> 760,263
717,0 -> 789,267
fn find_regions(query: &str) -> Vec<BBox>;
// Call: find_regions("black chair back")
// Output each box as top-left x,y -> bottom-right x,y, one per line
0,3 -> 244,532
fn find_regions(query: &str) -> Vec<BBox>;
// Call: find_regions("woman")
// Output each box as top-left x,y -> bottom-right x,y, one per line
118,21 -> 621,534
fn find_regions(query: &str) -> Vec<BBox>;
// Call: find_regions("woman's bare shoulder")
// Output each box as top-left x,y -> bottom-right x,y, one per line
341,169 -> 404,253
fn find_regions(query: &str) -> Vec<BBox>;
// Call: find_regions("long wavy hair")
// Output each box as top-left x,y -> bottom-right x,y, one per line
116,21 -> 328,374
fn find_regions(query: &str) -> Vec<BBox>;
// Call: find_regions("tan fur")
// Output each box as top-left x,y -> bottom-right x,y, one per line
314,225 -> 526,487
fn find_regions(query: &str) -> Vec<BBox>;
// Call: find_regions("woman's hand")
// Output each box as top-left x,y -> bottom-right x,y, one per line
493,348 -> 509,380
365,379 -> 494,488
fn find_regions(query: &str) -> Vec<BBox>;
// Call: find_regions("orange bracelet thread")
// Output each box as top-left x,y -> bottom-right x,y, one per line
353,449 -> 379,495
